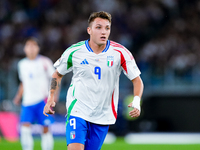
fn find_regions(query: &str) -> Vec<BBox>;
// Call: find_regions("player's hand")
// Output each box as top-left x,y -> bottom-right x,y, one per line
13,96 -> 21,105
128,103 -> 140,118
43,100 -> 56,117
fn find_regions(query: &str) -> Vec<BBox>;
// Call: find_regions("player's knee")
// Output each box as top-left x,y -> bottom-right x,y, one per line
43,126 -> 49,133
22,123 -> 31,127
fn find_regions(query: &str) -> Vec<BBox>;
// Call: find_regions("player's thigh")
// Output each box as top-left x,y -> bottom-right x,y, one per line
20,105 -> 34,123
66,116 -> 87,146
68,143 -> 84,150
85,123 -> 109,150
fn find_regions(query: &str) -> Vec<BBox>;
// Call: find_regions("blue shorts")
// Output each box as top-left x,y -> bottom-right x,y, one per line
21,100 -> 54,126
66,115 -> 109,150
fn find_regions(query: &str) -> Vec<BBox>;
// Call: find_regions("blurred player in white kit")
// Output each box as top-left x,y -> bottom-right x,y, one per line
13,37 -> 55,150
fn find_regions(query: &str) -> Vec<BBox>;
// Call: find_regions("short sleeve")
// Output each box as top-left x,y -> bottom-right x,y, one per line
120,48 -> 141,80
53,50 -> 73,75
123,58 -> 141,80
18,61 -> 22,82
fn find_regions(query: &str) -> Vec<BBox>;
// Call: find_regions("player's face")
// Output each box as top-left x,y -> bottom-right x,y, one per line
24,40 -> 39,60
87,17 -> 111,46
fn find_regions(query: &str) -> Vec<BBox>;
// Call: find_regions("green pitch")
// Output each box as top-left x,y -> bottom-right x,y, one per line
0,137 -> 200,150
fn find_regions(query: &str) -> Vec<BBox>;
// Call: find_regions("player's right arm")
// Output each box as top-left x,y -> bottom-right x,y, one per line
13,82 -> 23,105
43,69 -> 63,116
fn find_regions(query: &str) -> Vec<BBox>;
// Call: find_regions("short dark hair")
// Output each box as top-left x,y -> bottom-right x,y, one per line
25,37 -> 40,46
88,11 -> 112,26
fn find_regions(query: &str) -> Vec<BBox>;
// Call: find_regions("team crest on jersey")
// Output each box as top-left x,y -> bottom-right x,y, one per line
107,56 -> 114,67
70,131 -> 76,139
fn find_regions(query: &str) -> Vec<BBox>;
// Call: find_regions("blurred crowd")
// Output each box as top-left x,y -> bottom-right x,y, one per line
0,0 -> 168,68
138,0 -> 200,85
0,0 -> 200,100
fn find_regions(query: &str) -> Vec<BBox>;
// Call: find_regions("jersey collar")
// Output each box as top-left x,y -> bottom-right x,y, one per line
85,39 -> 110,53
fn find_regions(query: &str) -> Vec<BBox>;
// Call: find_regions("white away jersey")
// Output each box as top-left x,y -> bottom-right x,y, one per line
18,55 -> 55,106
54,40 -> 141,125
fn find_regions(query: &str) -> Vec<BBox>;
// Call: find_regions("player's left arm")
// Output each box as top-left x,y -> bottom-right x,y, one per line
128,76 -> 144,117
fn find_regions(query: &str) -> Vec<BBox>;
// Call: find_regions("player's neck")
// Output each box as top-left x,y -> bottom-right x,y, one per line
27,55 -> 38,60
88,40 -> 106,54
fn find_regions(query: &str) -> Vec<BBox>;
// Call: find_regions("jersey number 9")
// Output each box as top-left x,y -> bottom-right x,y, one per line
94,67 -> 101,80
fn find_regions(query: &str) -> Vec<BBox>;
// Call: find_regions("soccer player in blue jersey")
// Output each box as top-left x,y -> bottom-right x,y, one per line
13,37 -> 55,150
43,11 -> 144,150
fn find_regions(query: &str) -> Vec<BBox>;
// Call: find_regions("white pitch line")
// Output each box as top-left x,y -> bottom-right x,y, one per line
124,133 -> 200,144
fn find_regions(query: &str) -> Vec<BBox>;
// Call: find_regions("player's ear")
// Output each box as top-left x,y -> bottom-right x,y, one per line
87,27 -> 91,35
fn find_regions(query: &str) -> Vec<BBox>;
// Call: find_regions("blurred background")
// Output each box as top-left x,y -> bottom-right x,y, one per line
0,0 -> 200,144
